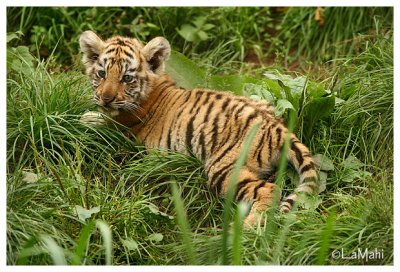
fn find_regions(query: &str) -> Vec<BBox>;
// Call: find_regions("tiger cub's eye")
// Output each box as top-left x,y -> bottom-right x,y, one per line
97,70 -> 106,78
122,75 -> 135,83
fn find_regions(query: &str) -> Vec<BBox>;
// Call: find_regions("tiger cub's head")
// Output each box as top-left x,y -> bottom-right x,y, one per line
79,31 -> 170,116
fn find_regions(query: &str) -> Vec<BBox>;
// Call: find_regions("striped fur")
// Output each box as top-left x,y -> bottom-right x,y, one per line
79,31 -> 319,226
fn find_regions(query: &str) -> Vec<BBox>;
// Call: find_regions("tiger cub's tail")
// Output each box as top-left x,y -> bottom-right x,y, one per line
279,134 -> 319,212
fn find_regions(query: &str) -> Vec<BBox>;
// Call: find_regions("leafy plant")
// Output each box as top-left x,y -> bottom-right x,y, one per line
7,32 -> 35,75
177,16 -> 215,43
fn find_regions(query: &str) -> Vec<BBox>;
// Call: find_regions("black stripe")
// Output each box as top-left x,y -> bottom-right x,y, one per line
300,162 -> 315,174
215,94 -> 222,100
235,178 -> 256,199
242,112 -> 257,131
276,127 -> 282,146
268,136 -> 273,161
210,115 -> 220,151
291,142 -> 304,166
199,131 -> 206,161
283,198 -> 294,206
253,180 -> 267,199
218,126 -> 232,147
255,127 -> 267,167
211,137 -> 239,167
213,169 -> 230,194
170,92 -> 195,147
123,43 -> 136,53
142,91 -> 179,142
234,104 -> 247,120
167,131 -> 172,150
105,48 -> 116,54
203,101 -> 214,123
165,92 -> 187,149
185,116 -> 195,151
221,97 -> 231,111
122,50 -> 134,59
157,118 -> 167,148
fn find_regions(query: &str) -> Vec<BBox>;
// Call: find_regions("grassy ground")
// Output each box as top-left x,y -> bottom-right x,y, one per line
6,7 -> 393,265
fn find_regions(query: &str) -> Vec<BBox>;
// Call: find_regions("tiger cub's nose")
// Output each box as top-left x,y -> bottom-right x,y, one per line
101,93 -> 116,104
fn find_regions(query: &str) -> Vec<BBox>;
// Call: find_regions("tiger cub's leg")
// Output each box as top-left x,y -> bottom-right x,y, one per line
279,135 -> 319,212
236,170 -> 281,227
207,163 -> 280,227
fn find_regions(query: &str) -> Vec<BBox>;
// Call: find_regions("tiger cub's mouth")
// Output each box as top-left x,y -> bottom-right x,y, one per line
97,104 -> 121,117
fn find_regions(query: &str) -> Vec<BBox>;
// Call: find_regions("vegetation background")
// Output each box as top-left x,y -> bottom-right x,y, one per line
6,7 -> 393,265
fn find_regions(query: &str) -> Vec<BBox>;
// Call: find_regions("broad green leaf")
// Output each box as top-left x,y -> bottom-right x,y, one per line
202,23 -> 215,31
193,16 -> 207,27
197,30 -> 209,41
318,171 -> 328,193
312,154 -> 335,171
75,205 -> 100,222
165,50 -> 206,89
342,155 -> 364,169
148,233 -> 164,242
303,95 -> 335,138
307,81 -> 327,98
122,239 -> 139,251
176,24 -> 198,42
22,171 -> 39,183
7,32 -> 22,43
342,168 -> 372,183
275,99 -> 295,116
7,46 -> 35,75
243,83 -> 274,102
335,97 -> 345,105
147,203 -> 174,219
297,194 -> 322,211
263,79 -> 283,98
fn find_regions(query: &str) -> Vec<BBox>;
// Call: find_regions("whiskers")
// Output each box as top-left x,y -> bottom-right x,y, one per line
92,95 -> 101,106
124,101 -> 146,123
91,96 -> 145,123
122,101 -> 138,112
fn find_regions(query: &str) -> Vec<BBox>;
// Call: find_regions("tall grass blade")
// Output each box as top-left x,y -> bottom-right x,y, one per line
316,209 -> 336,264
40,235 -> 67,265
171,182 -> 197,265
221,122 -> 260,265
232,202 -> 247,265
72,220 -> 96,265
95,220 -> 113,265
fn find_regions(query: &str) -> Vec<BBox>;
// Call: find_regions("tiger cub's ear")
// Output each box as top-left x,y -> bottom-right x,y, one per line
79,31 -> 105,67
142,37 -> 171,74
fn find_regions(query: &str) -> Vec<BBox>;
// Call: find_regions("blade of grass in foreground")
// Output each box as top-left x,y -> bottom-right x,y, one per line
221,122 -> 260,265
40,235 -> 67,265
266,109 -> 297,264
71,220 -> 96,265
171,182 -> 197,265
95,220 -> 113,265
232,202 -> 248,265
316,208 -> 336,264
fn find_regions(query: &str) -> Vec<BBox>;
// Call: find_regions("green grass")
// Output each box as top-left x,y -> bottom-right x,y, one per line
6,7 -> 393,265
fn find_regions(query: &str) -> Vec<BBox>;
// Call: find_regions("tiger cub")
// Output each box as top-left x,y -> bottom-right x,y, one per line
79,31 -> 318,226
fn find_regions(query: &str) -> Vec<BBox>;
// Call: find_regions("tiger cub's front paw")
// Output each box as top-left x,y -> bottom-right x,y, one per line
79,111 -> 106,125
